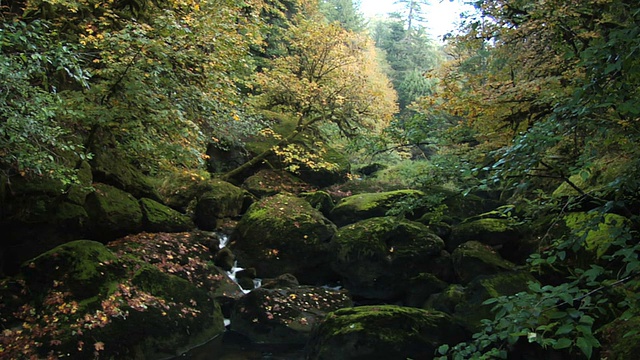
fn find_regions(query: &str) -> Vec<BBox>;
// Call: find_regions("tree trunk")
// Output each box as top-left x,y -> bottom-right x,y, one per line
220,128 -> 302,182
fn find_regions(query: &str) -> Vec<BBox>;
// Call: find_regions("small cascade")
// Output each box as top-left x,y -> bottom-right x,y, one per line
217,233 -> 260,295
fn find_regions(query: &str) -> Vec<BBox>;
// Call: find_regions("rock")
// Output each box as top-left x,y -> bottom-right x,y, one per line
600,315 -> 640,360
452,241 -> 516,284
21,240 -> 120,299
194,180 -> 251,230
425,284 -> 467,314
108,232 -> 244,319
305,305 -> 468,360
213,247 -> 235,271
231,193 -> 337,284
235,268 -> 257,291
139,197 -> 194,232
262,273 -> 300,289
230,286 -> 352,345
330,217 -> 445,301
454,271 -> 536,332
90,147 -> 161,201
563,212 -> 630,259
84,183 -> 143,241
292,140 -> 350,187
356,163 -> 387,176
242,169 -> 313,198
3,238 -> 226,359
449,216 -> 522,252
299,190 -> 334,217
329,189 -> 427,227
404,272 -> 449,307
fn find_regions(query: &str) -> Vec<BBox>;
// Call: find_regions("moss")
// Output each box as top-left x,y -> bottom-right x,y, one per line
454,271 -> 535,332
552,156 -> 625,198
330,217 -> 445,300
564,212 -> 630,258
84,183 -> 143,240
452,241 -> 515,283
90,148 -> 161,201
300,190 -> 335,216
329,189 -> 426,226
449,217 -> 521,251
307,305 -> 468,360
22,240 -> 119,299
194,180 -> 248,230
242,169 -> 313,198
425,284 -> 467,314
66,160 -> 93,205
231,193 -> 336,282
140,197 -> 194,232
600,315 -> 640,360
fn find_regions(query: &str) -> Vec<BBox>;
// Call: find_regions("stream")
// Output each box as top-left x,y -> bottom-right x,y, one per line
175,234 -> 305,359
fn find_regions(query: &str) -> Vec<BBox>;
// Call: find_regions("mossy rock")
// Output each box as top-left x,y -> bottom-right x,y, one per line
329,189 -> 426,227
231,193 -> 337,284
600,315 -> 640,360
20,240 -> 120,299
84,183 -> 143,241
66,160 -> 94,205
230,286 -> 352,345
3,233 -> 228,360
454,271 -> 536,332
404,272 -> 449,307
90,147 -> 161,201
194,180 -> 250,231
425,284 -> 467,314
306,305 -> 468,360
140,198 -> 194,232
563,212 -> 630,259
452,241 -> 516,284
242,169 -> 314,198
299,190 -> 335,217
292,140 -> 350,187
552,156 -> 626,199
330,217 -> 445,300
449,217 -> 522,252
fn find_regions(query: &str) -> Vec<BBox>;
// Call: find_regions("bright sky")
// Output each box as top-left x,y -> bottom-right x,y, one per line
359,0 -> 475,41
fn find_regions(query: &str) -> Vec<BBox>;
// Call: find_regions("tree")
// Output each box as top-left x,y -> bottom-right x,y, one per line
223,3 -> 397,180
1,0 -> 270,185
393,0 -> 429,32
423,0 -> 640,357
319,0 -> 367,32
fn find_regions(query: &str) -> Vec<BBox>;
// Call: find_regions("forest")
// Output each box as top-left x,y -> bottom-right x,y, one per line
1,0 -> 639,359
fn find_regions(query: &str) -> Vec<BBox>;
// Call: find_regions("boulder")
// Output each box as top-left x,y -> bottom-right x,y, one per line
425,284 -> 467,314
563,212 -> 631,259
230,286 -> 352,345
600,315 -> 640,360
306,305 -> 468,360
449,216 -> 522,252
108,232 -> 245,318
330,217 -> 445,301
242,169 -> 314,198
231,193 -> 337,284
2,239 -> 225,359
299,190 -> 335,217
329,189 -> 427,227
84,183 -> 143,241
90,147 -> 161,201
139,198 -> 194,233
452,241 -> 516,284
194,180 -> 251,230
454,271 -> 536,332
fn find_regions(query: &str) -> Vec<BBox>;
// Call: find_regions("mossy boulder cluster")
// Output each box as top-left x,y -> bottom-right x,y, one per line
1,236 -> 228,359
3,144 -> 634,359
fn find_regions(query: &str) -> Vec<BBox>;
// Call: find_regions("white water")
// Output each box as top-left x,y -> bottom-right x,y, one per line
217,233 -> 261,294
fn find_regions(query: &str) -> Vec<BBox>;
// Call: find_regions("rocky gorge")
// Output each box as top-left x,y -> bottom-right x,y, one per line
0,144 -> 636,360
